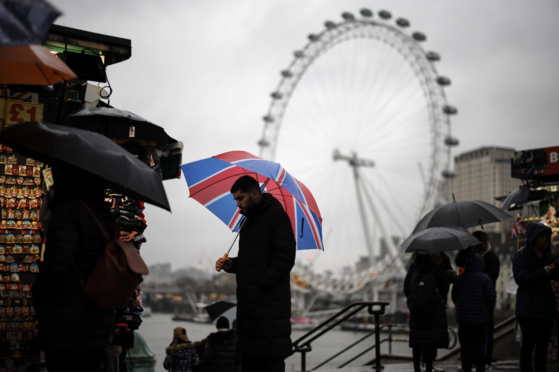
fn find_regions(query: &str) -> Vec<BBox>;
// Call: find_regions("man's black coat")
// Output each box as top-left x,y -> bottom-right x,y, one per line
225,193 -> 296,359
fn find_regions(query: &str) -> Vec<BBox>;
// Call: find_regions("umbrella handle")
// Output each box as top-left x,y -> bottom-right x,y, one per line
216,253 -> 229,272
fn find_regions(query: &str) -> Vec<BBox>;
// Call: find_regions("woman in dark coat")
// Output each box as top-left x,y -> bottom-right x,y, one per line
404,253 -> 450,372
33,163 -> 115,371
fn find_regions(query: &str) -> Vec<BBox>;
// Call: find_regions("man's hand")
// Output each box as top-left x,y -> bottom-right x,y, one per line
215,257 -> 234,271
546,262 -> 557,274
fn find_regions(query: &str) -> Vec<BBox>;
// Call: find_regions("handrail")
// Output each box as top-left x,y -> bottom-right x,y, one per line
292,301 -> 389,371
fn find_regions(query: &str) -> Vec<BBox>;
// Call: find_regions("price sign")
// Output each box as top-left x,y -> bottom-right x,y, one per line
0,100 -> 44,126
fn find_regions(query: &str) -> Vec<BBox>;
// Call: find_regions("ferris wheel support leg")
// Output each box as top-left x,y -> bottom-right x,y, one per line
356,169 -> 406,276
352,166 -> 376,267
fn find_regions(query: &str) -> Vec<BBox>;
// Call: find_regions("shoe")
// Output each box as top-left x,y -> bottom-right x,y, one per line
456,367 -> 463,372
432,365 -> 445,372
484,365 -> 491,371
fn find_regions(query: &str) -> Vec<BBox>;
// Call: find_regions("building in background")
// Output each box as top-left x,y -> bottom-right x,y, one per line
448,146 -> 522,238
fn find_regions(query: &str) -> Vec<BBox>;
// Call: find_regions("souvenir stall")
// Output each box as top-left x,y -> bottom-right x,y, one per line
0,144 -> 46,370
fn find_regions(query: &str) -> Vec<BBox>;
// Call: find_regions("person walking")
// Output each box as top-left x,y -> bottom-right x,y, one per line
514,222 -> 558,372
455,231 -> 499,369
404,253 -> 450,372
203,317 -> 239,372
164,327 -> 202,372
32,163 -> 116,372
452,252 -> 496,372
215,175 -> 296,372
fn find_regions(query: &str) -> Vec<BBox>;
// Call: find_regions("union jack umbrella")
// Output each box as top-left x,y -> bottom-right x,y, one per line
180,151 -> 324,251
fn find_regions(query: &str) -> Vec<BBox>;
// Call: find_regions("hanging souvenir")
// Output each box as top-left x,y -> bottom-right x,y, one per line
0,234 -> 5,243
0,176 -> 5,184
32,167 -> 41,178
18,264 -> 25,272
15,235 -> 22,244
6,221 -> 15,229
12,246 -> 21,255
23,256 -> 32,264
0,155 -> 6,164
6,255 -> 13,263
16,177 -> 23,186
30,221 -> 38,230
17,199 -> 26,210
28,200 -> 37,209
33,187 -> 41,198
15,221 -> 22,230
6,209 -> 13,219
14,211 -> 22,220
7,199 -> 16,208
9,283 -> 18,291
29,245 -> 39,255
26,166 -> 33,178
33,178 -> 40,186
25,159 -> 35,166
22,235 -> 31,244
29,264 -> 39,274
4,246 -> 11,254
0,255 -> 5,263
0,283 -> 5,291
0,210 -> 5,220
10,274 -> 19,282
18,166 -> 26,176
32,234 -> 41,244
29,211 -> 37,221
5,177 -> 15,185
4,145 -> 12,153
22,220 -> 30,230
5,308 -> 13,317
21,188 -> 29,199
0,246 -> 4,255
23,285 -> 31,293
9,187 -> 17,198
0,186 -> 5,198
9,264 -> 17,273
11,166 -> 18,176
21,210 -> 28,220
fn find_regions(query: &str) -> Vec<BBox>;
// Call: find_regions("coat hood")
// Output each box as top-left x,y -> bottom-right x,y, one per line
526,222 -> 551,250
464,252 -> 486,273
165,341 -> 195,356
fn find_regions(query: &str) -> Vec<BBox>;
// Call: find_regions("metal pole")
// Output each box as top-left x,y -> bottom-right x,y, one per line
374,312 -> 382,370
301,351 -> 306,372
352,164 -> 375,267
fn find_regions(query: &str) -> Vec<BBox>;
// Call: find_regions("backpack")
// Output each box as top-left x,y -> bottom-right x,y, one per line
407,269 -> 440,318
75,200 -> 149,310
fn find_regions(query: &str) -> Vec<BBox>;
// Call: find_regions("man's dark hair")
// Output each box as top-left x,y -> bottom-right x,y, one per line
216,316 -> 229,329
230,175 -> 260,194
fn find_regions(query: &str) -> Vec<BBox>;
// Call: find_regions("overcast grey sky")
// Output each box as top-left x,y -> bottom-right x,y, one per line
49,0 -> 559,275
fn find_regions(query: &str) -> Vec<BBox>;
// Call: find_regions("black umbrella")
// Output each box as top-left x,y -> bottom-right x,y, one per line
62,107 -> 175,147
500,187 -> 550,211
205,295 -> 236,323
401,227 -> 481,255
0,0 -> 61,47
413,200 -> 511,234
0,122 -> 170,211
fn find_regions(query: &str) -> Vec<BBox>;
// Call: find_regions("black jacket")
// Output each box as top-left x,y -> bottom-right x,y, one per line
225,193 -> 296,359
404,255 -> 449,349
204,329 -> 238,372
513,223 -> 558,320
455,247 -> 500,287
452,253 -> 496,324
33,194 -> 115,353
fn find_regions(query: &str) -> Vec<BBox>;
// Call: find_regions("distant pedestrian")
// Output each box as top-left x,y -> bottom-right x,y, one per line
404,253 -> 450,372
455,231 -> 499,369
452,252 -> 496,372
33,163 -> 115,372
514,223 -> 557,372
203,317 -> 239,372
164,326 -> 201,372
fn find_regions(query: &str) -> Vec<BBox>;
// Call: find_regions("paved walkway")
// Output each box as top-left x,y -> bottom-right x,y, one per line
305,360 -> 523,372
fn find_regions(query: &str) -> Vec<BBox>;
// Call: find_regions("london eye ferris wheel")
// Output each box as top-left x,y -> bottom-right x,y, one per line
258,9 -> 459,275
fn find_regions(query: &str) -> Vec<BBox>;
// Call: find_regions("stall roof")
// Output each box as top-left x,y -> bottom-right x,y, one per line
42,24 -> 131,66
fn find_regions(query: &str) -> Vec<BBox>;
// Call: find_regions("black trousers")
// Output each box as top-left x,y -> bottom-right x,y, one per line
485,318 -> 494,366
458,323 -> 487,372
413,347 -> 435,372
242,357 -> 285,372
518,316 -> 553,372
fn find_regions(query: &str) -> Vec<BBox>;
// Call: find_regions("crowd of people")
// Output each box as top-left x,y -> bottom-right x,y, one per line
405,223 -> 558,372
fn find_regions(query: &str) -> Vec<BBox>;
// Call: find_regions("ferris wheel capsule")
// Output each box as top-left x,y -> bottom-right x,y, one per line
262,115 -> 274,123
271,92 -> 283,99
442,169 -> 457,179
294,50 -> 304,58
281,70 -> 293,78
412,32 -> 426,41
396,18 -> 410,27
444,136 -> 460,146
324,20 -> 337,29
436,76 -> 451,86
378,10 -> 392,19
360,9 -> 373,17
426,51 -> 440,61
341,12 -> 355,21
308,34 -> 319,42
443,105 -> 458,115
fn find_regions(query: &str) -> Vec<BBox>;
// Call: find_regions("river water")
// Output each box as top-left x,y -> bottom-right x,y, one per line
139,313 -> 412,372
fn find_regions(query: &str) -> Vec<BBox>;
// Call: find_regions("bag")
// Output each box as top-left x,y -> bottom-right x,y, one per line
75,200 -> 149,309
407,269 -> 440,318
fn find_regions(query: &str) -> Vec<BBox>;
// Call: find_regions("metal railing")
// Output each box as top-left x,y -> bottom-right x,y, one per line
292,301 -> 389,371
291,302 -> 459,371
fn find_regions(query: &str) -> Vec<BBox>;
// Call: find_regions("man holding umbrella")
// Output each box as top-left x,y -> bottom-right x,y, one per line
216,175 -> 296,372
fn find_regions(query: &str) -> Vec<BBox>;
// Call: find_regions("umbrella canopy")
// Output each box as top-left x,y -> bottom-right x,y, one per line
0,0 -> 61,47
0,122 -> 170,211
181,151 -> 323,251
500,187 -> 550,211
413,200 -> 512,234
401,227 -> 481,255
0,44 -> 76,85
204,295 -> 236,323
61,107 -> 176,147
